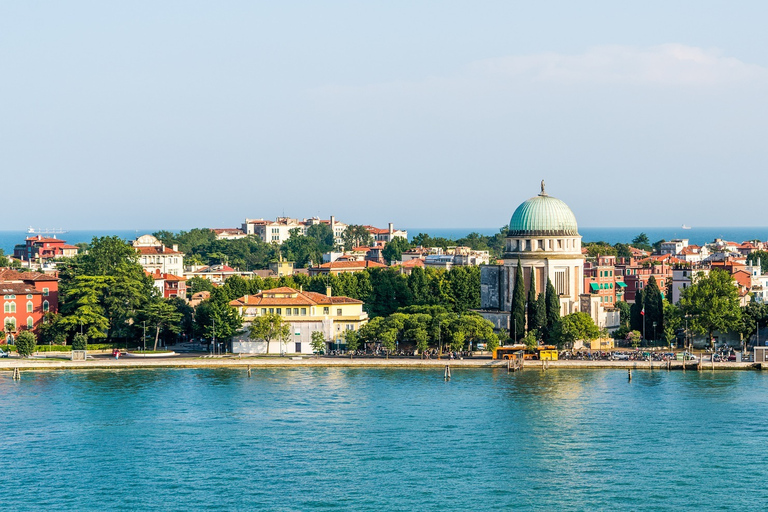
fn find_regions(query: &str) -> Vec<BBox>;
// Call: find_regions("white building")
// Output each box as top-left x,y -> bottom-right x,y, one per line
242,216 -> 348,247
131,235 -> 184,277
659,239 -> 689,255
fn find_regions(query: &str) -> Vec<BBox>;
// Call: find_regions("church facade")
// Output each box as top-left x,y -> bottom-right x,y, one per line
479,182 -> 585,331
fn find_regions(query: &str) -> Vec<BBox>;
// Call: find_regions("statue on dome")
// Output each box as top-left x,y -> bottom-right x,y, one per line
540,179 -> 547,196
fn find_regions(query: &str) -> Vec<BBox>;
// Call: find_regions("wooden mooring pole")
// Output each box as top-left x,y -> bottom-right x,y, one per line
444,365 -> 451,381
247,366 -> 251,377
628,369 -> 632,381
12,368 -> 20,380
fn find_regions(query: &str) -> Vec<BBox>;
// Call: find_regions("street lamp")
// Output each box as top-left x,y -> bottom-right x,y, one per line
653,321 -> 657,345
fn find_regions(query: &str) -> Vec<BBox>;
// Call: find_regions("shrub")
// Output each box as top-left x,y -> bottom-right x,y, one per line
72,333 -> 88,351
15,331 -> 37,357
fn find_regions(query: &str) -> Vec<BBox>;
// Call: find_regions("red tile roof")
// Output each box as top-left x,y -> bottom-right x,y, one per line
317,260 -> 387,270
0,268 -> 58,282
136,246 -> 183,255
230,287 -> 362,308
0,283 -> 41,294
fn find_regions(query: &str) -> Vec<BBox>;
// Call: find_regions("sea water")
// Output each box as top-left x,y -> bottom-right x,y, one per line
3,368 -> 768,511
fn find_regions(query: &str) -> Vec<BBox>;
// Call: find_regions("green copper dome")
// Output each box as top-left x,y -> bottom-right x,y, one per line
509,185 -> 579,237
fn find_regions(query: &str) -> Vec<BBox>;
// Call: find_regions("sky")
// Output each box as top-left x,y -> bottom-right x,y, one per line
2,1 -> 768,230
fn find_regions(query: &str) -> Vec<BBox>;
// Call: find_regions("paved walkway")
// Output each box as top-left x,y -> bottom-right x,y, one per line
0,355 -> 761,371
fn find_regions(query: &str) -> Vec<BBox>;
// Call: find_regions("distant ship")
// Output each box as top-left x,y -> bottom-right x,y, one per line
681,224 -> 691,230
27,226 -> 69,235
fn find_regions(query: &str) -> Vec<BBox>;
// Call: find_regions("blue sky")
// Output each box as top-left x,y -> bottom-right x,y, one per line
2,1 -> 767,230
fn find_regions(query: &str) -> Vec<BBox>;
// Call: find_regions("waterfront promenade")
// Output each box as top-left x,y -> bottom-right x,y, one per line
0,354 -> 760,371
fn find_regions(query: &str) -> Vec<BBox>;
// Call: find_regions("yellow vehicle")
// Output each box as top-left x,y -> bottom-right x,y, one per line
493,345 -> 558,361
493,346 -> 525,360
539,349 -> 558,361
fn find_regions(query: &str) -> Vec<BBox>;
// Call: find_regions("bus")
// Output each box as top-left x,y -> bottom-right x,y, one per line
493,345 -> 559,360
493,345 -> 525,360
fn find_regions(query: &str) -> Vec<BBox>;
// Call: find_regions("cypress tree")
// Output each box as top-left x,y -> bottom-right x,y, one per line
534,291 -> 546,333
511,259 -> 526,341
630,289 -> 645,333
527,269 -> 537,332
544,277 -> 560,343
643,276 -> 663,341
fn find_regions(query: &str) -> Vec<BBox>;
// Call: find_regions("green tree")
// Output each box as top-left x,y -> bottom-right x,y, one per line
38,313 -> 68,345
187,276 -> 215,295
511,259 -> 525,341
527,270 -> 537,332
679,269 -> 742,349
523,329 -> 539,350
194,288 -> 243,343
310,331 -> 326,355
382,237 -> 412,264
342,225 -> 373,251
344,329 -> 360,358
15,330 -> 36,357
631,233 -> 652,252
0,249 -> 9,267
643,276 -> 664,341
629,289 -> 645,333
616,301 -> 631,328
249,313 -> 291,354
306,223 -> 335,252
143,299 -> 183,351
544,278 -> 560,344
614,243 -> 633,258
60,275 -> 112,339
555,312 -> 600,349
281,228 -> 322,268
627,330 -> 642,348
534,292 -> 546,334
72,333 -> 88,351
747,250 -> 768,275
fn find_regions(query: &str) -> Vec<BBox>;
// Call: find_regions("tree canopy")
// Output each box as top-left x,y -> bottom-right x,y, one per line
678,269 -> 742,345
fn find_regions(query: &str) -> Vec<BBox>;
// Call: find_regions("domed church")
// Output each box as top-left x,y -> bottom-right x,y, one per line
479,181 -> 585,331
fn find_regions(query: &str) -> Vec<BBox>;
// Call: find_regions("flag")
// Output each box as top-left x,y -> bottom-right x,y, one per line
641,307 -> 645,316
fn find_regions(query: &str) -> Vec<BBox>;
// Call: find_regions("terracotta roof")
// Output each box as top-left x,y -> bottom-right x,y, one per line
263,287 -> 299,294
400,258 -> 425,268
317,260 -> 387,270
136,246 -> 183,255
146,270 -> 186,282
230,287 -> 362,308
211,228 -> 244,234
0,283 -> 40,294
0,268 -> 58,282
25,236 -> 66,243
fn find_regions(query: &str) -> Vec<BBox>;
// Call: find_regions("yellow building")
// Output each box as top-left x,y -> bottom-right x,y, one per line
229,287 -> 368,354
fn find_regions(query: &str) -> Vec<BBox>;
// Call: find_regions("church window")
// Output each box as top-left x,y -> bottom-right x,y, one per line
27,316 -> 34,329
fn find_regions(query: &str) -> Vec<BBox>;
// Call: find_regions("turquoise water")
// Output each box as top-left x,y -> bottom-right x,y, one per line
3,368 -> 768,511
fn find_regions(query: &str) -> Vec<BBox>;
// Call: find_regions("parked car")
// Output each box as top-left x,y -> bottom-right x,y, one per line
0,348 -> 8,358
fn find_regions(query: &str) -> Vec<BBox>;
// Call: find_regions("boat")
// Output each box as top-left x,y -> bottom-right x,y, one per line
26,227 -> 69,235
681,224 -> 691,230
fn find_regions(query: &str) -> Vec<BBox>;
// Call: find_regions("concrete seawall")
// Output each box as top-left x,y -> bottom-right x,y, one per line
0,357 -> 761,371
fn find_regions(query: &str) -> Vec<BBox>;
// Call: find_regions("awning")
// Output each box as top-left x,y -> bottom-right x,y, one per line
590,283 -> 600,291
616,281 -> 627,288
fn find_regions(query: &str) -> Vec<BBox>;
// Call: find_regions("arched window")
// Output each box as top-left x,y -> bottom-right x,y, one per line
8,302 -> 15,313
3,302 -> 9,314
6,318 -> 16,331
27,316 -> 33,329
43,300 -> 49,312
27,301 -> 33,313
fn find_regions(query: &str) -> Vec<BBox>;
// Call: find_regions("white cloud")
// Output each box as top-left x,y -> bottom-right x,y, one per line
312,44 -> 768,103
474,44 -> 768,86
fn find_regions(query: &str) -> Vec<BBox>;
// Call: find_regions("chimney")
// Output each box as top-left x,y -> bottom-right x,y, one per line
244,294 -> 249,303
173,244 -> 179,252
389,222 -> 393,234
326,285 -> 332,297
